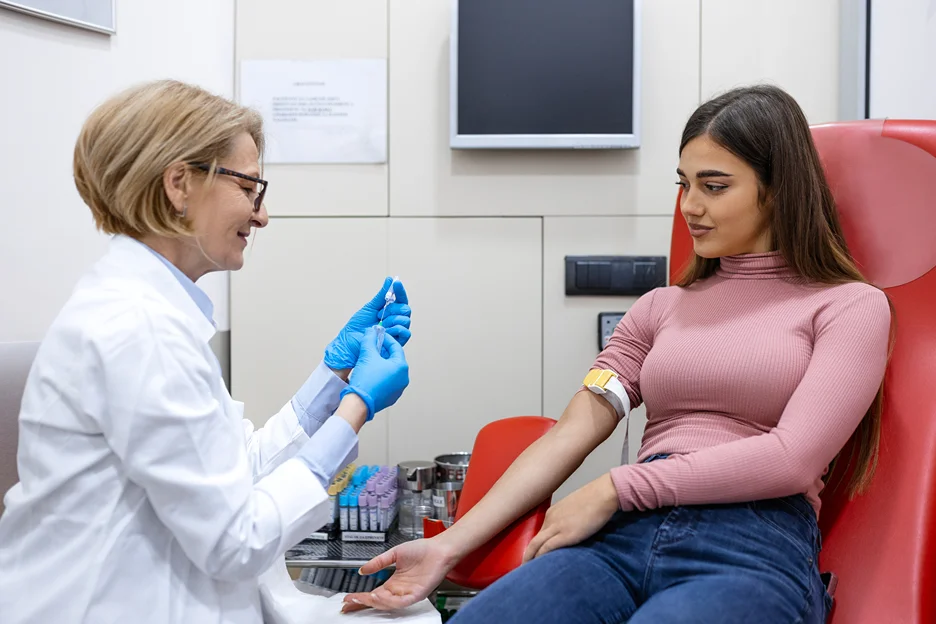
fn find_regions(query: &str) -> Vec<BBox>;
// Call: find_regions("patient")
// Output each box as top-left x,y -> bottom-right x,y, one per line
343,85 -> 893,623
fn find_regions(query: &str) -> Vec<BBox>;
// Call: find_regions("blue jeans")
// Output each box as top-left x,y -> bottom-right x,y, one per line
450,490 -> 831,623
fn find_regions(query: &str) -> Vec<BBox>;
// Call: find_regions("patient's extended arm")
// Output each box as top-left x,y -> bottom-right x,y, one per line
441,391 -> 619,559
341,390 -> 620,613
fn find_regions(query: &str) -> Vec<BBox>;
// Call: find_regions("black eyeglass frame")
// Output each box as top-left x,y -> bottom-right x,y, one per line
188,162 -> 267,212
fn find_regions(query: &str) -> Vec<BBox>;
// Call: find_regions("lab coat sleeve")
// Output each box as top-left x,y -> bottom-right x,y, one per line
90,309 -> 333,583
242,402 -> 308,482
294,416 -> 359,488
290,360 -> 347,437
241,361 -> 347,481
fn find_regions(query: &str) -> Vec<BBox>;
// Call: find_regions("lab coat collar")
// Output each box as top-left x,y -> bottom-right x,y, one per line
106,235 -> 217,344
140,243 -> 216,326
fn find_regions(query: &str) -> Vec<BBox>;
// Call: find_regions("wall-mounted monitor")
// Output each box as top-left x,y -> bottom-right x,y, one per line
450,0 -> 640,150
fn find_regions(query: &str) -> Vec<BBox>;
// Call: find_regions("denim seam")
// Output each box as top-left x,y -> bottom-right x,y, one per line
640,507 -> 680,599
782,497 -> 823,556
749,504 -> 819,623
750,505 -> 815,562
775,496 -> 816,527
792,578 -> 818,624
641,541 -> 659,601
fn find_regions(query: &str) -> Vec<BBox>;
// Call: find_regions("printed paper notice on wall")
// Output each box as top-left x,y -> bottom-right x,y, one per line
239,59 -> 387,164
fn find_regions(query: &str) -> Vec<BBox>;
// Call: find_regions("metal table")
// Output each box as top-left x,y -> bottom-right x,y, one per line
284,529 -> 412,569
286,530 -> 476,617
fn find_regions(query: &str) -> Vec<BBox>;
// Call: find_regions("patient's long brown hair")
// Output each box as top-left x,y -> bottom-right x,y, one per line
674,85 -> 894,497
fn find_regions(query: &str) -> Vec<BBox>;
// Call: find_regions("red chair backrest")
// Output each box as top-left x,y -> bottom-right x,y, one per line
440,416 -> 556,589
670,119 -> 936,623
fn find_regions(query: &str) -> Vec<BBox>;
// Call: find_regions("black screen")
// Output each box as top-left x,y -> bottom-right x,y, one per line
457,0 -> 635,136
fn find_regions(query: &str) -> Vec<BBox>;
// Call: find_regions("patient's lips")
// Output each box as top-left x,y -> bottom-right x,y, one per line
688,223 -> 713,238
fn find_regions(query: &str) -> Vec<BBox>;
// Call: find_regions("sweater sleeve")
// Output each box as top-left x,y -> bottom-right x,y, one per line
609,286 -> 891,511
589,289 -> 658,410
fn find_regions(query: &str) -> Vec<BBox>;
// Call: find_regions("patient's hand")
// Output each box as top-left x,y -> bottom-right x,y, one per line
341,537 -> 457,613
522,473 -> 619,563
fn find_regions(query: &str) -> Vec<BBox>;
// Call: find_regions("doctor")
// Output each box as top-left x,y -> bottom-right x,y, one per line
0,80 -> 411,623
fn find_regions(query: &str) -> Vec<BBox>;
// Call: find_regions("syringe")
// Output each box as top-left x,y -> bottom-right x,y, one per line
375,276 -> 399,352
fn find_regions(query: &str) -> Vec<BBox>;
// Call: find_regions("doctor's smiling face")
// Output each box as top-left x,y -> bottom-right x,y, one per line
162,132 -> 269,277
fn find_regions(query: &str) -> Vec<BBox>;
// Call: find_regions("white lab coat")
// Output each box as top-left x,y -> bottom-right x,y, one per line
0,236 -> 332,623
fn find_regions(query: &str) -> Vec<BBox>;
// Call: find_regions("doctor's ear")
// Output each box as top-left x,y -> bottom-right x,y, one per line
162,163 -> 190,216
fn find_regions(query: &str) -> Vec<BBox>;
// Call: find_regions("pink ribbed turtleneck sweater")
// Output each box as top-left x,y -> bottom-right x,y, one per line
596,252 -> 891,516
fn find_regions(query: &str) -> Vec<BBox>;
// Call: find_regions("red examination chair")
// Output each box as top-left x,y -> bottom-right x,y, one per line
670,119 -> 936,623
423,416 -> 556,589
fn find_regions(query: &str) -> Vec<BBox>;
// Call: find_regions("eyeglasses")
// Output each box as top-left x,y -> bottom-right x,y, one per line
188,162 -> 267,212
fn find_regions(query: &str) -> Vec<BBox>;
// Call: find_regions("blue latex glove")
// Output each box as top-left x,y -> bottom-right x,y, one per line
324,277 -> 412,371
340,326 -> 410,421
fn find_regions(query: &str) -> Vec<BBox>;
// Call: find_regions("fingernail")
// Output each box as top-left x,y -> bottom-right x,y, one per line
351,598 -> 363,605
357,567 -> 364,575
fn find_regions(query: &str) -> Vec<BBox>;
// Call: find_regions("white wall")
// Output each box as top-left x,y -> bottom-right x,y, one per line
231,0 -> 843,500
869,0 -> 936,119
0,0 -> 235,342
701,0 -> 841,124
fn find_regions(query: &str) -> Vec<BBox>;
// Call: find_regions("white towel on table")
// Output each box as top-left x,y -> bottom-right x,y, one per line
259,562 -> 442,624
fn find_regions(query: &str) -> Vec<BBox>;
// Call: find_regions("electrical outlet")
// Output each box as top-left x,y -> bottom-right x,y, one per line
598,312 -> 626,351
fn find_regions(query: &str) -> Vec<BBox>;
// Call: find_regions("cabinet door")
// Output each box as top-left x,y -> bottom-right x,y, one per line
385,218 -> 543,464
231,218 -> 391,463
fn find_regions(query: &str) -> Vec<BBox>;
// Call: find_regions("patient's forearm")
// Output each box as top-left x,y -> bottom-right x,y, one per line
440,391 -> 618,560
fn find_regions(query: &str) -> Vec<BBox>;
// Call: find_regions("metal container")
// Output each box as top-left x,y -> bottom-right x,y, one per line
434,452 -> 471,483
397,460 -> 435,491
432,480 -> 463,526
397,461 -> 435,537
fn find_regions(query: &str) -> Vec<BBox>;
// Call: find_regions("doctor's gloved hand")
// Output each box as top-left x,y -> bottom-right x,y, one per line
324,277 -> 411,371
340,326 -> 409,421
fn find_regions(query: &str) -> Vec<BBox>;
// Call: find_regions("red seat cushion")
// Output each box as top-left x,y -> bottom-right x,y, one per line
442,416 -> 556,589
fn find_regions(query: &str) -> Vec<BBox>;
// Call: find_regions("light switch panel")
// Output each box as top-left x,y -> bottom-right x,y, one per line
565,255 -> 667,296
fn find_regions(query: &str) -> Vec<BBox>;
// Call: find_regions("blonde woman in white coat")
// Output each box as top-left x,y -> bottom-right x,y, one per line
0,80 -> 412,624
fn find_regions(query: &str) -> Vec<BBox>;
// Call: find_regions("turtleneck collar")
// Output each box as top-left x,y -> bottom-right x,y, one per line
716,251 -> 797,279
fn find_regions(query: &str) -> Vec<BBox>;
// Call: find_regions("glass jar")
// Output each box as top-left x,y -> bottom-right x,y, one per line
397,461 -> 436,537
399,489 -> 433,537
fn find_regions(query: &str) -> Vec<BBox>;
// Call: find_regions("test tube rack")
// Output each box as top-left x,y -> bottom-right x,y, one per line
308,464 -> 402,543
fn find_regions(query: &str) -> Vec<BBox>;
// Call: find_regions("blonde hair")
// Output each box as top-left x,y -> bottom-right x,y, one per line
74,79 -> 264,238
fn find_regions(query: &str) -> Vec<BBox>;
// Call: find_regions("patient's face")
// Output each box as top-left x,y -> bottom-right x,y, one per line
676,135 -> 771,258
